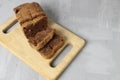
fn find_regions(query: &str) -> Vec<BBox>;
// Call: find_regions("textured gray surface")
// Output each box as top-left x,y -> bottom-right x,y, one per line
0,0 -> 120,80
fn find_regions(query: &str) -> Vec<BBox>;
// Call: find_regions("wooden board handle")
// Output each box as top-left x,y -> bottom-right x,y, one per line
55,41 -> 85,79
0,16 -> 17,33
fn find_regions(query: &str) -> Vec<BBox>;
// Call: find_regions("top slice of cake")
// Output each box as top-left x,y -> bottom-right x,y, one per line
14,2 -> 48,38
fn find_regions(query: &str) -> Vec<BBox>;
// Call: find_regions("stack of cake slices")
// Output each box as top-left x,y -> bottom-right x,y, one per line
14,2 -> 64,59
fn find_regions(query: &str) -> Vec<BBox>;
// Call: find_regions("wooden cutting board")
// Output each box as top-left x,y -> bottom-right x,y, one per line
0,16 -> 85,80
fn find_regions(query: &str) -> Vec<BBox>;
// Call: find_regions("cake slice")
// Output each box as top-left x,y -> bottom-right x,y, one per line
40,33 -> 64,59
29,28 -> 55,50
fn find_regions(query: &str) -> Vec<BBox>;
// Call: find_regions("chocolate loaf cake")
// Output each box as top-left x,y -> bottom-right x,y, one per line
14,2 -> 64,59
14,2 -> 54,50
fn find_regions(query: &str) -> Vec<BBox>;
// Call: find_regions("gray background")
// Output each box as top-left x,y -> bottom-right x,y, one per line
0,0 -> 120,80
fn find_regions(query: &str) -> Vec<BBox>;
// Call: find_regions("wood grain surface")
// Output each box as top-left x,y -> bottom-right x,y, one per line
0,16 -> 85,80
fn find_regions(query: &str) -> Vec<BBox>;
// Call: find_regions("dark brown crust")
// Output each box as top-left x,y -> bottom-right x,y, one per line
40,33 -> 64,59
14,2 -> 47,38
